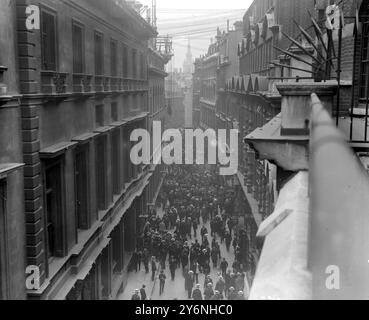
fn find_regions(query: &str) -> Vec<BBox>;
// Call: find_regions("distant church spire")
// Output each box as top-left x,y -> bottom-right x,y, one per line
183,37 -> 193,75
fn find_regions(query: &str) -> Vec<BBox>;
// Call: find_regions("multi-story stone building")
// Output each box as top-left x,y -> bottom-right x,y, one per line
0,0 -> 26,300
0,0 -> 172,300
198,42 -> 219,130
217,23 -> 243,131
246,0 -> 369,299
192,58 -> 202,128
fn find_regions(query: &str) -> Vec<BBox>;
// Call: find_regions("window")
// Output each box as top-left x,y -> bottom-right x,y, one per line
140,53 -> 146,79
112,222 -> 123,273
122,45 -> 128,78
75,145 -> 89,230
95,136 -> 107,211
0,180 -> 7,300
110,39 -> 118,77
72,21 -> 85,74
122,127 -> 131,184
111,130 -> 121,195
100,246 -> 111,297
94,32 -> 104,76
44,160 -> 65,258
111,102 -> 118,122
96,105 -> 104,127
41,8 -> 57,71
359,21 -> 369,100
132,49 -> 137,79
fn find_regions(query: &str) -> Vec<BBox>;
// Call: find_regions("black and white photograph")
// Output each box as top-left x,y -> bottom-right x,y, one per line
0,0 -> 369,304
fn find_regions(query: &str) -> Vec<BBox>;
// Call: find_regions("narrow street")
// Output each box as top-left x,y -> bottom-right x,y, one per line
119,212 -> 250,300
119,165 -> 251,301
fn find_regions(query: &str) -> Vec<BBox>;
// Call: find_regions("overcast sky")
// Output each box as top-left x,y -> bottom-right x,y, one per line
138,0 -> 253,70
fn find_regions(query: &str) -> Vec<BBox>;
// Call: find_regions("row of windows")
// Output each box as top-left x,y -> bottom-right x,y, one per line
43,125 -> 142,262
201,80 -> 217,101
41,8 -> 146,79
95,96 -> 148,128
201,107 -> 216,128
241,39 -> 273,75
150,84 -> 165,114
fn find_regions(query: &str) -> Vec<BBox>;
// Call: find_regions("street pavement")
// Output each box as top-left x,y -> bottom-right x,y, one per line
118,206 -> 250,300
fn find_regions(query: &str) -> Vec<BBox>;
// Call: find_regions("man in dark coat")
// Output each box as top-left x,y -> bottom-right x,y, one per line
190,261 -> 199,283
192,284 -> 203,300
140,285 -> 147,300
220,258 -> 229,277
169,256 -> 177,281
132,251 -> 139,272
225,232 -> 232,252
228,287 -> 237,300
192,219 -> 198,238
159,270 -> 167,295
200,226 -> 208,242
151,257 -> 157,281
185,271 -> 195,299
204,283 -> 214,300
131,289 -> 140,300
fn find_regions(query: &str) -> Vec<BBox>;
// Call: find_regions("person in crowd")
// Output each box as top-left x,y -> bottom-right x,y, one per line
132,251 -> 139,273
236,291 -> 246,300
137,250 -> 142,271
192,283 -> 203,300
185,271 -> 195,299
204,283 -> 214,300
131,289 -> 140,300
211,290 -> 222,300
140,285 -> 147,300
151,257 -> 157,282
169,255 -> 177,281
225,231 -> 232,252
159,270 -> 167,295
228,287 -> 237,300
215,276 -> 226,298
220,258 -> 229,277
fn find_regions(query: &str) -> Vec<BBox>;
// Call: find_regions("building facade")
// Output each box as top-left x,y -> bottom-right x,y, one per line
0,0 -> 26,300
0,0 -> 172,300
246,0 -> 369,299
192,0 -> 322,285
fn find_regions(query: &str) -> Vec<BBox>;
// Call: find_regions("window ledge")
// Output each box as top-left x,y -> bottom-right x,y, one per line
0,163 -> 24,178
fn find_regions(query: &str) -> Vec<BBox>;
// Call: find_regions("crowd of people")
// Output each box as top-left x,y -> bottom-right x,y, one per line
130,165 -> 250,301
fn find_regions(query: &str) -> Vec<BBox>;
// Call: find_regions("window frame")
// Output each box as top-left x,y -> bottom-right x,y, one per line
122,45 -> 128,79
72,19 -> 85,74
111,102 -> 118,122
94,31 -> 105,76
40,6 -> 58,71
74,144 -> 90,231
0,179 -> 8,300
95,135 -> 108,212
110,38 -> 118,77
359,21 -> 369,102
132,48 -> 137,79
42,157 -> 67,264
95,104 -> 105,127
